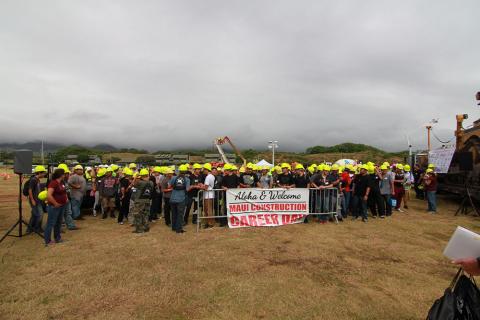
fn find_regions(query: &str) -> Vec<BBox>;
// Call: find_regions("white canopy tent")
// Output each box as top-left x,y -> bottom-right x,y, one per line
256,159 -> 273,167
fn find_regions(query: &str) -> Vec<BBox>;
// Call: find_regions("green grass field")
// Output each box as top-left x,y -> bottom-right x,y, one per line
0,174 -> 478,320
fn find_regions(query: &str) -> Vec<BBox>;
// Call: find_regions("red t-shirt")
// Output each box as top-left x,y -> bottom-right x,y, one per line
341,172 -> 351,192
424,174 -> 437,192
48,179 -> 68,205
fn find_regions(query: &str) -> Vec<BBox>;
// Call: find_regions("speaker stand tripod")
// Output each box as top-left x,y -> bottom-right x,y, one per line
455,183 -> 479,217
0,174 -> 43,244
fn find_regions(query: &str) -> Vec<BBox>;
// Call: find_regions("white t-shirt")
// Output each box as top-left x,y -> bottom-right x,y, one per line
203,173 -> 215,199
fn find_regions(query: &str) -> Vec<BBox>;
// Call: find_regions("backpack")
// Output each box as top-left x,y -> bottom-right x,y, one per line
173,176 -> 187,191
138,181 -> 154,200
22,176 -> 33,197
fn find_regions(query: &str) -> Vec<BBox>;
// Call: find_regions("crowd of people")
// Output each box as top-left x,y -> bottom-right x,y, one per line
24,160 -> 438,246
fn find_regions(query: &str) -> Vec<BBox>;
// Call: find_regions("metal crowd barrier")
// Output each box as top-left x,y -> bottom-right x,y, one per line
193,187 -> 341,232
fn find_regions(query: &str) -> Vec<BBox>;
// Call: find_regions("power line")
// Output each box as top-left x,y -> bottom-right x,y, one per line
431,128 -> 454,144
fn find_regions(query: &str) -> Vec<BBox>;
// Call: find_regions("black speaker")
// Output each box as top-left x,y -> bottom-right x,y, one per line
14,149 -> 33,174
457,152 -> 473,171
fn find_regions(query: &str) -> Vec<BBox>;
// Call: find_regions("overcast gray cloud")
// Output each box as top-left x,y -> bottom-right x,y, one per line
0,0 -> 479,152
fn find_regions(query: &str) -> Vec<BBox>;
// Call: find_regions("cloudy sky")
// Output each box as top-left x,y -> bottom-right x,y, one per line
0,0 -> 479,152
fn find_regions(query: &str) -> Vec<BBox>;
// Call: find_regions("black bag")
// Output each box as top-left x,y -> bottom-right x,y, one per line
427,268 -> 480,320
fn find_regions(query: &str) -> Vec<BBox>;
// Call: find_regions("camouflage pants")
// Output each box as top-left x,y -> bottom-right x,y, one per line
132,201 -> 151,232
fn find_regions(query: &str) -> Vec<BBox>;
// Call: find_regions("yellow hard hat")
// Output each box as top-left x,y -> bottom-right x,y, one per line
203,163 -> 212,171
239,166 -> 246,173
428,163 -> 435,168
193,163 -> 203,169
262,165 -> 270,171
106,167 -> 113,172
231,165 -> 238,171
380,164 -> 389,170
383,162 -> 390,167
223,164 -> 232,170
38,190 -> 48,201
111,164 -> 119,171
426,168 -> 434,173
73,164 -> 83,171
153,166 -> 162,173
58,164 -> 70,174
307,166 -> 315,174
280,163 -> 290,169
404,165 -> 411,172
165,168 -> 174,174
317,164 -> 324,171
396,164 -> 404,170
331,164 -> 340,171
323,165 -> 331,171
128,163 -> 137,169
361,164 -> 369,170
295,164 -> 305,170
97,168 -> 106,177
246,163 -> 254,169
179,164 -> 189,172
124,168 -> 134,176
139,168 -> 149,176
34,165 -> 46,173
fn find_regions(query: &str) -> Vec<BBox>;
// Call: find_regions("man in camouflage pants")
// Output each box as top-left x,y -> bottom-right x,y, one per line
131,169 -> 154,233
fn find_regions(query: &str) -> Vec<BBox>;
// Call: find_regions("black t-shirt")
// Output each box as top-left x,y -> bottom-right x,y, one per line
222,174 -> 240,189
310,173 -> 326,187
369,174 -> 381,192
188,173 -> 202,196
326,173 -> 340,188
214,175 -> 223,190
240,173 -> 259,187
293,175 -> 309,188
353,174 -> 371,197
120,177 -> 132,202
277,173 -> 294,186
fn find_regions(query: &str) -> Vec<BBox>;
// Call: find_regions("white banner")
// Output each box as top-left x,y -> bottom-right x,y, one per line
226,188 -> 309,228
428,146 -> 456,174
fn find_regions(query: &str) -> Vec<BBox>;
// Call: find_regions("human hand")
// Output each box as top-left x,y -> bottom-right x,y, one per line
453,258 -> 480,276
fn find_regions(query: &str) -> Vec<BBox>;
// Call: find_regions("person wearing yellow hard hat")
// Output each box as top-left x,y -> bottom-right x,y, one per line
44,167 -> 69,246
167,164 -> 192,233
293,164 -> 309,187
239,162 -> 259,188
130,168 -> 154,233
378,164 -> 394,217
185,163 -> 204,225
159,167 -> 174,226
26,165 -> 48,234
276,163 -> 295,189
128,163 -> 137,170
221,162 -> 241,224
68,164 -> 86,221
366,163 -> 386,219
423,168 -> 438,213
56,164 -> 79,230
349,165 -> 369,222
259,165 -> 273,188
402,164 -> 414,210
393,163 -> 406,212
118,167 -> 134,225
200,163 -> 217,229
98,166 -> 118,219
148,166 -> 163,222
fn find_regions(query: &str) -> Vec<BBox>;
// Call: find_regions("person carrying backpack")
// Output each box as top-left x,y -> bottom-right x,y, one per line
131,169 -> 154,233
26,165 -> 47,234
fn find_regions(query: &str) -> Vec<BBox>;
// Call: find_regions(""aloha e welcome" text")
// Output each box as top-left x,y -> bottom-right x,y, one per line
233,190 -> 302,201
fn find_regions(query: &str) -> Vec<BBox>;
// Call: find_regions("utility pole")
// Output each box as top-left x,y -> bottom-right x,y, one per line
426,125 -> 432,151
41,140 -> 44,165
268,141 -> 278,166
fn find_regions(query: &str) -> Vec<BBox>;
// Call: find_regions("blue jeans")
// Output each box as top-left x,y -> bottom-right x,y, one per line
70,197 -> 82,219
352,195 -> 368,219
381,194 -> 392,216
45,205 -> 65,244
63,202 -> 76,229
170,201 -> 185,232
427,191 -> 437,212
342,191 -> 351,217
28,202 -> 44,232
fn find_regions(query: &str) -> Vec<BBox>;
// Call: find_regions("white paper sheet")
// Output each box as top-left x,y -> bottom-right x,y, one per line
443,226 -> 480,260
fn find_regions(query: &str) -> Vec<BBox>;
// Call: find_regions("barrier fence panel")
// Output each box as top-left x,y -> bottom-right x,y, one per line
195,188 -> 341,232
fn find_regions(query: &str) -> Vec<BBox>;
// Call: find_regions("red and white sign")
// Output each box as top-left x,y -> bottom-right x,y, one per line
226,188 -> 309,228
